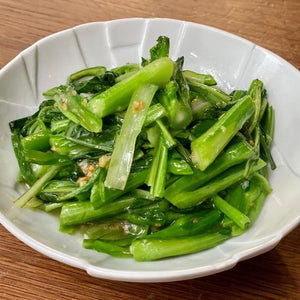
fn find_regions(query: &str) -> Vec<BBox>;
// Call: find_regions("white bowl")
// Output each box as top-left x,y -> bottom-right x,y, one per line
0,18 -> 299,283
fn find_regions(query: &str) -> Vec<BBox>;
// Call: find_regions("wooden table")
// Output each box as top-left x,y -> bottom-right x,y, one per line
0,1 -> 299,299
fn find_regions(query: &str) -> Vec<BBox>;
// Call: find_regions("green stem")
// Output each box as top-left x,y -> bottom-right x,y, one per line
188,83 -> 230,108
213,194 -> 250,229
67,66 -> 106,83
156,119 -> 176,148
131,229 -> 230,261
165,139 -> 255,199
247,79 -> 263,134
87,57 -> 174,118
146,136 -> 168,197
60,197 -> 151,226
14,165 -> 61,207
144,103 -> 167,127
150,136 -> 168,197
104,84 -> 158,190
168,159 -> 266,209
191,95 -> 254,171
148,209 -> 222,238
83,239 -> 132,258
183,70 -> 217,86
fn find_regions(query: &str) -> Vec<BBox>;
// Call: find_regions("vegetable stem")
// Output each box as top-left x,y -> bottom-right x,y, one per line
131,229 -> 230,261
213,194 -> 250,229
87,57 -> 174,117
191,95 -> 255,171
104,84 -> 158,190
14,165 -> 61,207
168,159 -> 266,209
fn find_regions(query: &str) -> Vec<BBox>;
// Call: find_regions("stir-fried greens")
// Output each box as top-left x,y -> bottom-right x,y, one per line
10,36 -> 275,261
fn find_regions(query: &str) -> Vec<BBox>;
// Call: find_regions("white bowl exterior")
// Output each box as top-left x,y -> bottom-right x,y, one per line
0,18 -> 299,282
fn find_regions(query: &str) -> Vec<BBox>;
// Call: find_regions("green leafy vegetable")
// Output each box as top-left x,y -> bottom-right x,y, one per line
142,36 -> 170,67
10,36 -> 275,262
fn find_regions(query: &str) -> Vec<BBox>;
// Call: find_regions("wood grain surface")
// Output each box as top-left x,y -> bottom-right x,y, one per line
0,1 -> 299,299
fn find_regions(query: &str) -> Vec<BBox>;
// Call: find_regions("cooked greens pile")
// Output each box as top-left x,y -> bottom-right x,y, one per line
10,36 -> 275,261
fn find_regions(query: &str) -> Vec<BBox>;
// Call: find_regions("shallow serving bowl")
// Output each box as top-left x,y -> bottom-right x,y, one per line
0,18 -> 299,283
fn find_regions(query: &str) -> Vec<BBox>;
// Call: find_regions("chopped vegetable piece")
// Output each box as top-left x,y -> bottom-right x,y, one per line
105,84 -> 158,190
212,194 -> 250,229
131,229 -> 230,261
87,57 -> 174,118
14,165 -> 61,207
191,95 -> 255,171
67,66 -> 106,83
168,159 -> 266,209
